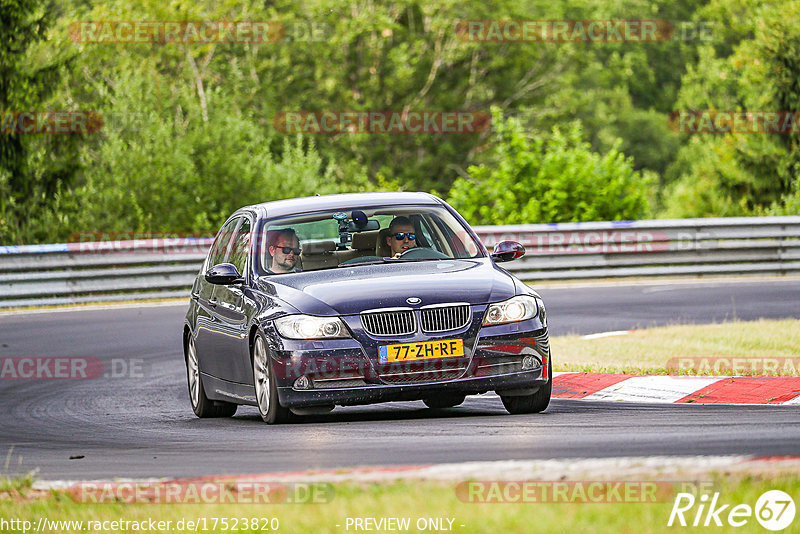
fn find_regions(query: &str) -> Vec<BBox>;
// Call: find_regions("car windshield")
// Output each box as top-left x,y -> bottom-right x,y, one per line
254,205 -> 483,275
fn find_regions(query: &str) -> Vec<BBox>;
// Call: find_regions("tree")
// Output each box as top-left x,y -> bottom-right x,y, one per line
448,109 -> 652,225
56,83 -> 364,237
0,0 -> 81,242
662,0 -> 800,216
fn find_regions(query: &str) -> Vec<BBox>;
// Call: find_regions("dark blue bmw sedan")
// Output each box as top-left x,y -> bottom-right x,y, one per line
184,192 -> 551,423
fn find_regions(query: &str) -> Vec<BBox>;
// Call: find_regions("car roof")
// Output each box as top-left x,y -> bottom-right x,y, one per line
243,192 -> 443,219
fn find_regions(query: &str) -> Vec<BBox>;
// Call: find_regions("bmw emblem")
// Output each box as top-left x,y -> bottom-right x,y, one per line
406,297 -> 422,305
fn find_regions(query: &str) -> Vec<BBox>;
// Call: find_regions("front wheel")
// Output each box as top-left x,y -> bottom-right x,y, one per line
253,333 -> 291,424
499,358 -> 552,414
186,336 -> 237,418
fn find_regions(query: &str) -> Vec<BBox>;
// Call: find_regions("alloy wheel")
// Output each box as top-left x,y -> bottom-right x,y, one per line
253,336 -> 271,416
187,337 -> 200,409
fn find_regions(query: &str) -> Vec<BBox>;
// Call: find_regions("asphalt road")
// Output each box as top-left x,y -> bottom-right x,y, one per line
1,278 -> 798,479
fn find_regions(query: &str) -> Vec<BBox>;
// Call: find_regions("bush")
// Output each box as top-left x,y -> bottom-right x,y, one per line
448,109 -> 652,225
41,86 -> 368,239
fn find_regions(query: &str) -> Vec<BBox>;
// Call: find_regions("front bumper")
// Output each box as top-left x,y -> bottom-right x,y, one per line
277,367 -> 548,407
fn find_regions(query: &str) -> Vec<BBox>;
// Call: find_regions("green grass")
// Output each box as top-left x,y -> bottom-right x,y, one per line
1,476 -> 799,533
0,475 -> 33,494
0,297 -> 185,313
552,319 -> 800,375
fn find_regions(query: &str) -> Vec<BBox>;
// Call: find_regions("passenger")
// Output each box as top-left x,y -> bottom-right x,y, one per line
266,228 -> 302,274
386,216 -> 417,258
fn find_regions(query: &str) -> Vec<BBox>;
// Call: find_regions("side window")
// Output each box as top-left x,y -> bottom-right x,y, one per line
228,218 -> 251,274
431,214 -> 473,258
414,216 -> 439,251
208,218 -> 239,267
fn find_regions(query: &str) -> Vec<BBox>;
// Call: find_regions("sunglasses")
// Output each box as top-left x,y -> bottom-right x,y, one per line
273,246 -> 301,255
393,232 -> 416,241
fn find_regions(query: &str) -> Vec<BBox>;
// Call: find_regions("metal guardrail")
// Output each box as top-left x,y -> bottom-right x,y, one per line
1,217 -> 799,308
474,216 -> 800,280
0,238 -> 212,308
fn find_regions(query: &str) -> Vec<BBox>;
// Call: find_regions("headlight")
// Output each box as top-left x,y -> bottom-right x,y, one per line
274,315 -> 351,339
482,295 -> 539,326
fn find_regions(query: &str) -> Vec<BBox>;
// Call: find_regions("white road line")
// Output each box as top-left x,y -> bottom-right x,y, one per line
783,394 -> 800,405
585,376 -> 723,403
533,274 -> 800,290
581,330 -> 631,340
0,300 -> 186,317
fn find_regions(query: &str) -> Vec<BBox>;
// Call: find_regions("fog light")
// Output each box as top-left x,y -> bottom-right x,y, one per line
522,355 -> 537,370
294,375 -> 311,389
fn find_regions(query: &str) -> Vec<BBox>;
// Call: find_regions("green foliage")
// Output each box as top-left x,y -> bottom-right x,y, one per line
448,109 -> 652,225
661,0 -> 800,217
527,0 -> 696,182
770,176 -> 800,215
0,0 -> 82,243
3,0 -> 798,244
63,93 -> 359,236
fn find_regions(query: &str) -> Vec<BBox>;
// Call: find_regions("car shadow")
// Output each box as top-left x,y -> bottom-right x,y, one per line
229,397 -> 559,425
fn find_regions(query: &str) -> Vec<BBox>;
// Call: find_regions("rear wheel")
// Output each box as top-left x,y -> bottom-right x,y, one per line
499,357 -> 552,415
423,394 -> 466,409
186,336 -> 237,418
253,333 -> 291,424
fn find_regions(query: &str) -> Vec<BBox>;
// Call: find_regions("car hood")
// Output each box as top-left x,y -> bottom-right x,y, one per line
256,259 -> 516,316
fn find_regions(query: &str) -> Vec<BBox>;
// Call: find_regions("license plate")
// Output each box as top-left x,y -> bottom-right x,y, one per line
378,339 -> 464,363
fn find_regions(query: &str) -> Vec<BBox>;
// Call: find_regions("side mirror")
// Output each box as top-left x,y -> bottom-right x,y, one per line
491,241 -> 525,262
205,263 -> 244,285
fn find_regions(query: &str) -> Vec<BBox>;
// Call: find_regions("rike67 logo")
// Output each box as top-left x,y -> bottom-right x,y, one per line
668,490 -> 796,530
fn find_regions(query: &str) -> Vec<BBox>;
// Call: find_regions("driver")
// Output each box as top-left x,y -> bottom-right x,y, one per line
385,216 -> 417,258
267,228 -> 302,274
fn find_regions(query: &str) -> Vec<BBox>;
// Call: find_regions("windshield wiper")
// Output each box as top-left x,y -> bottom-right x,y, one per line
337,257 -> 446,267
337,259 -> 392,267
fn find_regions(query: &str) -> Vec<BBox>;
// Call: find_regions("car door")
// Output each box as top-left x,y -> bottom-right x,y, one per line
194,217 -> 239,380
210,216 -> 256,384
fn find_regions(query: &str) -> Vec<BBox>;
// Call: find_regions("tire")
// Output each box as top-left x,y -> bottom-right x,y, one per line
500,357 -> 552,415
186,336 -> 237,418
252,333 -> 291,424
423,394 -> 466,409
